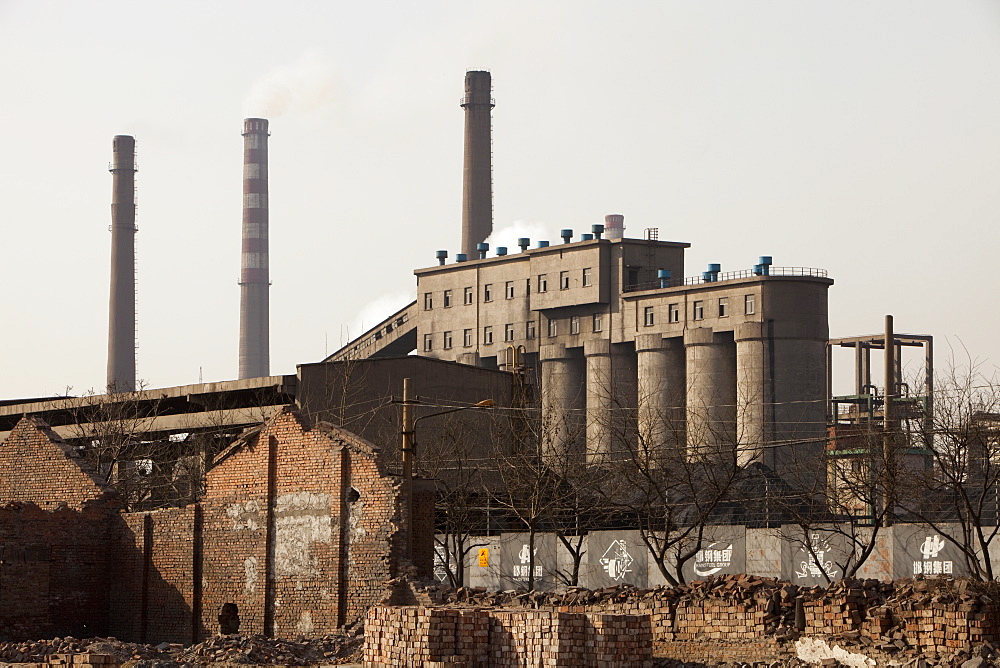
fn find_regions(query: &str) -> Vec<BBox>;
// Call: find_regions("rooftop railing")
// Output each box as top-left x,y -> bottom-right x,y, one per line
623,266 -> 828,293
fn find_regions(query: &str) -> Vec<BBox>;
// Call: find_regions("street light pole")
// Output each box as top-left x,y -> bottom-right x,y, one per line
401,377 -> 415,561
398,377 -> 494,564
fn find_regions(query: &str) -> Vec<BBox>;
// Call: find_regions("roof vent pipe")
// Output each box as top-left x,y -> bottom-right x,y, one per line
477,242 -> 489,259
496,246 -> 507,256
581,233 -> 594,241
757,256 -> 772,276
537,240 -> 549,248
705,263 -> 721,282
560,229 -> 573,243
517,238 -> 530,252
592,224 -> 604,240
456,253 -> 468,262
658,269 -> 671,288
435,250 -> 448,265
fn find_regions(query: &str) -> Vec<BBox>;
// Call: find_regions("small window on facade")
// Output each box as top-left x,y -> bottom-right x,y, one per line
569,316 -> 580,334
538,274 -> 548,293
718,297 -> 728,317
423,333 -> 433,351
423,293 -> 433,310
505,281 -> 515,299
627,268 -> 640,288
693,301 -> 704,321
593,312 -> 603,332
484,284 -> 493,302
745,294 -> 756,315
504,323 -> 515,342
643,306 -> 655,327
668,303 -> 679,323
483,326 -> 493,345
464,287 -> 473,305
443,331 -> 453,349
560,271 -> 570,290
582,267 -> 593,287
443,290 -> 452,308
526,321 -> 536,340
463,328 -> 473,347
548,318 -> 558,337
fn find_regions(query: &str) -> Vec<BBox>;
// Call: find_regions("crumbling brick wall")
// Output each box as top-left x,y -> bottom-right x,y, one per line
199,409 -> 409,638
0,418 -> 118,641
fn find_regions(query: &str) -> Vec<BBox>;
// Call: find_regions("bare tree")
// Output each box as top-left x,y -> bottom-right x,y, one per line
897,358 -> 1000,580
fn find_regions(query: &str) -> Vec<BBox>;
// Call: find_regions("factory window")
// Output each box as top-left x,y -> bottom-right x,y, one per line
668,303 -> 679,323
745,294 -> 756,315
423,293 -> 433,310
560,271 -> 570,290
526,321 -> 536,340
626,268 -> 640,289
463,328 -> 473,347
583,267 -> 593,287
593,312 -> 603,332
538,274 -> 548,293
443,290 -> 453,308
570,315 -> 580,335
443,331 -> 453,349
483,326 -> 494,345
505,281 -> 515,299
464,287 -> 474,305
504,323 -> 515,342
718,297 -> 728,317
484,284 -> 493,302
423,333 -> 433,352
548,318 -> 558,337
643,306 -> 655,327
693,301 -> 704,321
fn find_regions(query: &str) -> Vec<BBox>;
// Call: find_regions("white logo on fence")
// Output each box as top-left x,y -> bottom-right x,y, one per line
600,539 -> 634,581
913,535 -> 952,576
793,533 -> 839,580
920,535 -> 945,559
513,543 -> 542,579
694,542 -> 734,577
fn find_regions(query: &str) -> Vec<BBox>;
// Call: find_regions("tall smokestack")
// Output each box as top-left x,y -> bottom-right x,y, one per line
107,135 -> 137,392
460,70 -> 494,259
239,118 -> 270,379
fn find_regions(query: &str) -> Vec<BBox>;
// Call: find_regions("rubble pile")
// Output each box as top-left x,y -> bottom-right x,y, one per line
0,633 -> 363,667
175,633 -> 363,665
0,638 -> 160,665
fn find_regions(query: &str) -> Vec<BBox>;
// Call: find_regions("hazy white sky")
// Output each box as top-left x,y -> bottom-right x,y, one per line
2,1 -> 999,399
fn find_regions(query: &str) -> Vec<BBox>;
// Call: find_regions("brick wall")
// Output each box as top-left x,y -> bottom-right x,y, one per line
1,410 -> 419,643
199,409 -> 410,638
0,502 -> 112,640
0,418 -> 118,641
0,417 -> 111,511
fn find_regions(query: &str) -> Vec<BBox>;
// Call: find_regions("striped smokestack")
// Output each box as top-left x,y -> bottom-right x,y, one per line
107,135 -> 137,392
460,70 -> 494,259
239,118 -> 270,379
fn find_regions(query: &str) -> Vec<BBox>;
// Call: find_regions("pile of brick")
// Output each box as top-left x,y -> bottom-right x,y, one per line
363,606 -> 652,667
801,578 -> 889,637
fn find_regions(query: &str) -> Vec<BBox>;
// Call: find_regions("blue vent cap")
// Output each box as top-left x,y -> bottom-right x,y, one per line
581,233 -> 594,241
496,246 -> 507,256
657,269 -> 672,279
517,238 -> 530,250
456,253 -> 468,262
537,240 -> 550,248
477,242 -> 489,252
592,224 -> 605,235
435,250 -> 448,259
758,256 -> 773,265
560,229 -> 573,242
707,263 -> 721,273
